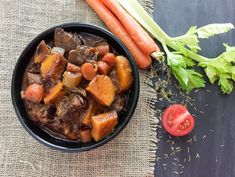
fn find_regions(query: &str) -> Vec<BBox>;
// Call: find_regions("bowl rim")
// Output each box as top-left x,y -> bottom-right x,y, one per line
11,23 -> 140,152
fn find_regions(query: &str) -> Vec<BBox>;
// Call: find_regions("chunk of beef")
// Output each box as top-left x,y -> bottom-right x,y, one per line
34,40 -> 51,63
45,117 -> 80,141
79,32 -> 107,47
68,45 -> 98,65
28,63 -> 40,74
54,28 -> 82,53
66,87 -> 87,98
45,119 -> 63,134
26,102 -> 56,123
27,72 -> 43,85
79,129 -> 92,143
110,95 -> 126,112
56,94 -> 87,119
63,122 -> 79,140
43,80 -> 57,94
108,70 -> 119,91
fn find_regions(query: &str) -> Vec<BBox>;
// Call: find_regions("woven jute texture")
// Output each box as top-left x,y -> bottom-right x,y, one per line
0,0 -> 158,176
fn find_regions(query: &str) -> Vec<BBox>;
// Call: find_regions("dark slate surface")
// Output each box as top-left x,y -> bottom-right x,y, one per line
153,0 -> 235,177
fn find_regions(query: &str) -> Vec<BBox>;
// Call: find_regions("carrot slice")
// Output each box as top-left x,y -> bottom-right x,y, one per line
86,0 -> 151,69
25,84 -> 45,103
81,63 -> 98,80
102,53 -> 116,66
67,62 -> 80,73
100,0 -> 160,55
97,61 -> 112,75
96,45 -> 110,56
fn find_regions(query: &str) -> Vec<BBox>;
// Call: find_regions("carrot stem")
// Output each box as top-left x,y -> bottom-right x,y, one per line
151,51 -> 165,61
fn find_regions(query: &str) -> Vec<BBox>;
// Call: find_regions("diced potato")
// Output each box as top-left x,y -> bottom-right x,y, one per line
115,56 -> 133,92
62,71 -> 82,88
91,110 -> 118,142
34,40 -> 51,63
82,100 -> 97,127
80,129 -> 92,143
40,53 -> 67,81
86,75 -> 116,106
44,82 -> 64,104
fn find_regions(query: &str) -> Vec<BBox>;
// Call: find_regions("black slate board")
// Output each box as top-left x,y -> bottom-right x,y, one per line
153,0 -> 235,177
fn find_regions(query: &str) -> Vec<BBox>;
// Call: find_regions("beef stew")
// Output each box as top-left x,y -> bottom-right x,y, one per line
21,28 -> 133,143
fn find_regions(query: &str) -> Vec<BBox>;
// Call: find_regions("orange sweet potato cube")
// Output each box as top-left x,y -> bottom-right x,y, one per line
115,56 -> 133,92
40,53 -> 67,81
82,100 -> 97,127
86,75 -> 116,106
91,110 -> 118,142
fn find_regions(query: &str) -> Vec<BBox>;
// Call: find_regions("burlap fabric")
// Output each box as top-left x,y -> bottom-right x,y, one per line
0,0 -> 158,176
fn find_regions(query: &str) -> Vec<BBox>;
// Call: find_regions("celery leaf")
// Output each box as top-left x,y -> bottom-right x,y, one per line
172,66 -> 205,92
196,23 -> 234,39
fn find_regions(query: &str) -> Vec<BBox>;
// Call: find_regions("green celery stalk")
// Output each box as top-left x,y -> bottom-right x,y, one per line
118,0 -> 235,94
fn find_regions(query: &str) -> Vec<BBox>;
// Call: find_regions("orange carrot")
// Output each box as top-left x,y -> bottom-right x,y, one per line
86,0 -> 151,69
97,61 -> 112,75
25,84 -> 45,103
81,62 -> 98,80
100,0 -> 160,55
96,45 -> 110,56
67,62 -> 80,73
102,53 -> 116,66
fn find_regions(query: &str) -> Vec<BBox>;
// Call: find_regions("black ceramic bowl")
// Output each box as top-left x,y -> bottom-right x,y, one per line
11,23 -> 139,152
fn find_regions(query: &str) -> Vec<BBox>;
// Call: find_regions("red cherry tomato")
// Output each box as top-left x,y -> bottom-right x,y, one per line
162,104 -> 195,136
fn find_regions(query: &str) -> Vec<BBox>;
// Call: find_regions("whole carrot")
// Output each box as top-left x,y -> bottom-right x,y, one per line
100,0 -> 160,56
86,0 -> 151,69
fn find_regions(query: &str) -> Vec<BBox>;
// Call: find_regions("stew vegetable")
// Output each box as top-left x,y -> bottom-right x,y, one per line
21,28 -> 133,143
162,104 -> 195,136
